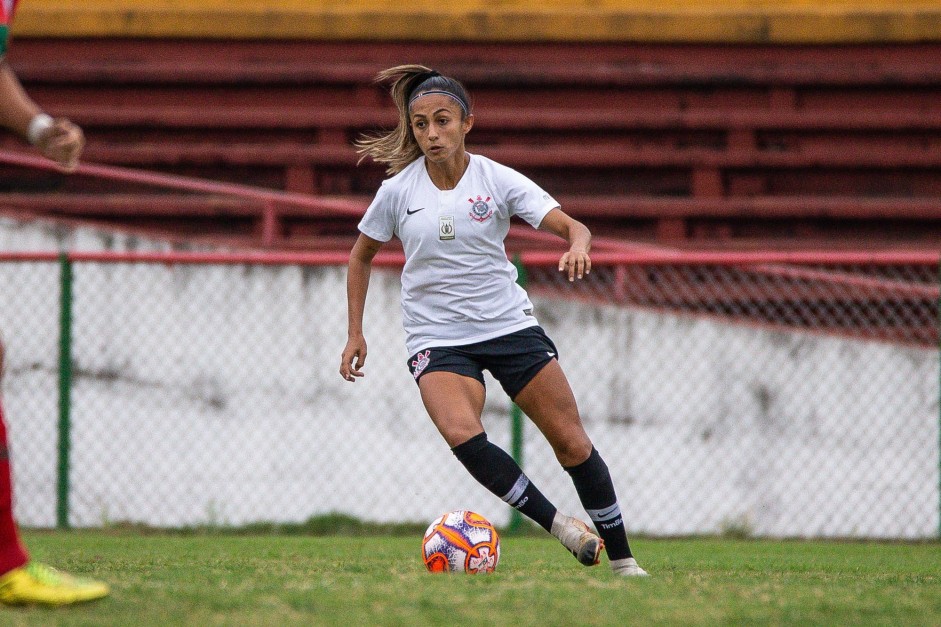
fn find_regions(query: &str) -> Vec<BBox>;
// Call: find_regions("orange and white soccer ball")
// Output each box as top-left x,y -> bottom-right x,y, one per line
422,510 -> 501,574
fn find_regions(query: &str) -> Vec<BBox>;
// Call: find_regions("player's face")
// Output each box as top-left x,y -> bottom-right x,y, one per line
409,94 -> 473,166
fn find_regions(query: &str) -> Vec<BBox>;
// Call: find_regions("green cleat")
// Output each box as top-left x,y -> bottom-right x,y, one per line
0,562 -> 109,607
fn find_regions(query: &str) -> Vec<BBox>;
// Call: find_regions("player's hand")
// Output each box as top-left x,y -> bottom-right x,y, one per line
558,249 -> 591,282
36,117 -> 84,172
340,335 -> 368,382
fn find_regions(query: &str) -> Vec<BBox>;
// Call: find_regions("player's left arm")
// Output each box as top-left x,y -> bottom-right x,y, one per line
0,59 -> 84,171
538,207 -> 592,282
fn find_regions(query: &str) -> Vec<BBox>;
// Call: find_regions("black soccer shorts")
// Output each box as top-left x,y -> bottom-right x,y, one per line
405,325 -> 559,400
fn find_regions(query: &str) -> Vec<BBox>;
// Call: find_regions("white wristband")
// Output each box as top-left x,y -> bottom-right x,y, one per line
27,113 -> 54,145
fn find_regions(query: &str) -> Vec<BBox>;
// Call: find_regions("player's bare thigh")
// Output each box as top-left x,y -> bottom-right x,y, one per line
418,371 -> 486,448
513,359 -> 593,466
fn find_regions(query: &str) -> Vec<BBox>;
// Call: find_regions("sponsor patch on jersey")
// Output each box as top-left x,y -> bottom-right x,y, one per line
468,195 -> 493,222
439,215 -> 455,240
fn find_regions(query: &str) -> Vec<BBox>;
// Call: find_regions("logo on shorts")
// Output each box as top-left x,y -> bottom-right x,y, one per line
411,350 -> 431,379
468,195 -> 493,222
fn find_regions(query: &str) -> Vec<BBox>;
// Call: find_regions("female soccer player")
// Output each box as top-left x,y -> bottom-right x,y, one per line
0,0 -> 108,605
340,65 -> 648,576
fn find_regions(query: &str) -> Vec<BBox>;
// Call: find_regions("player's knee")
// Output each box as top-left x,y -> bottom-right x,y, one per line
441,426 -> 486,450
552,437 -> 593,467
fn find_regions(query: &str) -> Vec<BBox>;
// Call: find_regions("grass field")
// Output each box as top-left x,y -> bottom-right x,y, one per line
3,531 -> 940,625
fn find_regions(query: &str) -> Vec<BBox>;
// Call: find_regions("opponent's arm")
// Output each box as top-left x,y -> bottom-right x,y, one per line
539,208 -> 592,281
0,60 -> 84,171
340,234 -> 384,381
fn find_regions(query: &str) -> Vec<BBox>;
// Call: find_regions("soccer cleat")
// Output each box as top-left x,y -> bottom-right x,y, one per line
0,562 -> 109,606
610,557 -> 650,577
551,513 -> 604,566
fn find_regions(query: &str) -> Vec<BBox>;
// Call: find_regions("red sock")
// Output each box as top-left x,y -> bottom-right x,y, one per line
0,401 -> 28,575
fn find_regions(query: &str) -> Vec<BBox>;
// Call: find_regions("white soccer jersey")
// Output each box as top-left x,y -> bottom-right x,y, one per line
358,153 -> 559,355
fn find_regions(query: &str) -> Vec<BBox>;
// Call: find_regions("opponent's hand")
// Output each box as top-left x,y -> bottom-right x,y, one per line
36,117 -> 84,172
340,336 -> 368,382
558,249 -> 591,282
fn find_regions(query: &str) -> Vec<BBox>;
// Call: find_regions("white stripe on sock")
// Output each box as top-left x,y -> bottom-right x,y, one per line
500,474 -> 529,506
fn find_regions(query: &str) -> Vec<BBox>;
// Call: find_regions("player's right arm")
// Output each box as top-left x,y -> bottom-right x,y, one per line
340,233 -> 385,381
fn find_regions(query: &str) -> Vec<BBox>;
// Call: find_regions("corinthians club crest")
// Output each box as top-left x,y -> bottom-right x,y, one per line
468,195 -> 493,222
411,350 -> 431,379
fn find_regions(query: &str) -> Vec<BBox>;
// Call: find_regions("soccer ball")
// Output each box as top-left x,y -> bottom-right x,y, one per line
422,510 -> 501,574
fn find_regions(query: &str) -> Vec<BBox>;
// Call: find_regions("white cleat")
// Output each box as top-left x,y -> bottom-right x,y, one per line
551,513 -> 604,566
611,557 -> 650,577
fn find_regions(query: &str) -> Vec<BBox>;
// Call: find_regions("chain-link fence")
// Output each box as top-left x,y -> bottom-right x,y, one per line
0,252 -> 938,539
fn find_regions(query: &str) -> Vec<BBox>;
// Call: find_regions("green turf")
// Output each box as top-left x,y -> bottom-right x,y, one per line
3,532 -> 939,626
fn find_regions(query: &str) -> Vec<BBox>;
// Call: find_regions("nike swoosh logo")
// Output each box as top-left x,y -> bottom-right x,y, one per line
406,207 -> 425,215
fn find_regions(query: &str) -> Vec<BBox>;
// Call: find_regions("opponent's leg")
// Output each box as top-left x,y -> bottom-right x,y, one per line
419,371 -> 557,533
0,402 -> 111,604
0,404 -> 28,578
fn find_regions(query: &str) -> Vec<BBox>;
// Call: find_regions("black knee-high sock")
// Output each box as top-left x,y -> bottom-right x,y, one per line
451,433 -> 557,532
564,447 -> 633,560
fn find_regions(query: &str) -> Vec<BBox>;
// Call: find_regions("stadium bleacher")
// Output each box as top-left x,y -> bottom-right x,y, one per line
1,2 -> 940,251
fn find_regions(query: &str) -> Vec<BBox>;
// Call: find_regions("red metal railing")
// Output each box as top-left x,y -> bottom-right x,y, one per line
0,148 -> 636,252
1,147 -> 938,348
0,249 -> 937,269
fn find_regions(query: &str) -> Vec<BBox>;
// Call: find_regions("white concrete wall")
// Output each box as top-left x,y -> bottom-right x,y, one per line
1,217 -> 938,537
